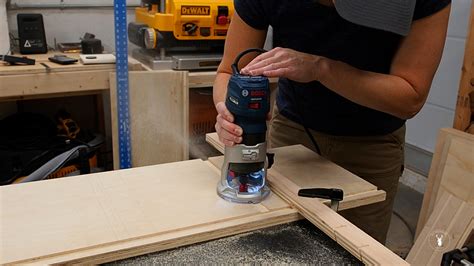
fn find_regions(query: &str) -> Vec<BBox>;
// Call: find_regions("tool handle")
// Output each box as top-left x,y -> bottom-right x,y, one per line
298,188 -> 344,201
231,48 -> 267,74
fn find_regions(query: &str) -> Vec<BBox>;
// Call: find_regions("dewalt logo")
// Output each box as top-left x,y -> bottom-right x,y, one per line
181,6 -> 210,16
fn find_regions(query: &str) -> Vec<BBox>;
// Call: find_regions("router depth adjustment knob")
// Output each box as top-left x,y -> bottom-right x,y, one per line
143,27 -> 157,49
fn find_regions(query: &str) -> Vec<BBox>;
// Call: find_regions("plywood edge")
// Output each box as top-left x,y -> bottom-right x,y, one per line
206,132 -> 224,153
338,190 -> 386,211
16,208 -> 300,265
267,169 -> 408,265
0,70 -> 111,98
188,71 -> 217,88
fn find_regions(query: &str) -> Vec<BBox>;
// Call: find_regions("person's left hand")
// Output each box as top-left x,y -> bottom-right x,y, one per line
240,47 -> 324,83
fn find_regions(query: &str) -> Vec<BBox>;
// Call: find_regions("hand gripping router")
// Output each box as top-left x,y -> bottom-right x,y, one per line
217,48 -> 274,204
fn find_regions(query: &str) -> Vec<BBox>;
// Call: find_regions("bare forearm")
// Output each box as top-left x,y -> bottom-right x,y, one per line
213,72 -> 231,105
317,58 -> 426,119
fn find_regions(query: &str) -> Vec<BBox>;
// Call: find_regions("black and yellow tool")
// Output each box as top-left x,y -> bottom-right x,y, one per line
128,0 -> 233,51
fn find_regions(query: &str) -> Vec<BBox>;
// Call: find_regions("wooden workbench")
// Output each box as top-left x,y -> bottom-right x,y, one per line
0,53 -> 236,171
0,144 -> 401,265
0,53 -> 144,101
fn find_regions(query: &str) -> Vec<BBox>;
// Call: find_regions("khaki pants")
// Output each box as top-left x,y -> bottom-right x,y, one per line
269,107 -> 405,244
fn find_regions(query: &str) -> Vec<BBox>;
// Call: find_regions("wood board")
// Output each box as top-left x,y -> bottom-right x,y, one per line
0,53 -> 143,101
415,128 -> 474,238
408,128 -> 474,265
110,71 -> 189,169
0,53 -> 144,76
407,191 -> 474,265
454,3 -> 474,132
0,70 -> 110,98
207,133 -> 386,210
0,159 -> 300,265
266,168 -> 408,265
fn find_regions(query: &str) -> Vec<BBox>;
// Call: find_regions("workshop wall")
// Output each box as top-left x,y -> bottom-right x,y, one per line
2,1 -> 470,164
0,0 -> 9,53
406,0 -> 472,153
6,0 -> 139,51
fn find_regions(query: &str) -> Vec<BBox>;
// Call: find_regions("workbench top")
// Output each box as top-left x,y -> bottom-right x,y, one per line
0,144 -> 387,264
108,220 -> 362,265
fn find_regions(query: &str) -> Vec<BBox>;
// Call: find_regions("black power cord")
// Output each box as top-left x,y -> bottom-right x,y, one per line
288,81 -> 322,155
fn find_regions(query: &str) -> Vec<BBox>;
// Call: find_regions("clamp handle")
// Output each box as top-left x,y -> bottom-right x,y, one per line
298,188 -> 344,201
298,188 -> 344,211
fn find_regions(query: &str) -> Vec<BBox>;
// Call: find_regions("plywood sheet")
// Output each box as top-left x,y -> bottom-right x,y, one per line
0,159 -> 298,264
440,138 -> 474,204
407,192 -> 474,265
208,143 -> 385,211
409,128 -> 474,265
110,71 -> 189,168
416,128 -> 474,238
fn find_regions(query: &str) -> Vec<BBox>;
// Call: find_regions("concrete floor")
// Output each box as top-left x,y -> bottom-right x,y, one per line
386,180 -> 424,258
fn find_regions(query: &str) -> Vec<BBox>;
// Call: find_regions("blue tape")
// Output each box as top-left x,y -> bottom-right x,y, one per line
114,0 -> 132,168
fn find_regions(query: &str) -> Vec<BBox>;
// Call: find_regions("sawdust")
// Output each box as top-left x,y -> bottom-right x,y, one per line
106,220 -> 362,265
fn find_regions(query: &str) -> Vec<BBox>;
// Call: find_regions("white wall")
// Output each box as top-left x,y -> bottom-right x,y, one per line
0,0 -> 9,53
406,0 -> 472,152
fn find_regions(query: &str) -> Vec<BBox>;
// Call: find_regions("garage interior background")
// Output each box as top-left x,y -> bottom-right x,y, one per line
0,0 -> 471,192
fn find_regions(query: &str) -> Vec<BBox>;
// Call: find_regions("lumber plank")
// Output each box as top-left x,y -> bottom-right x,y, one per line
110,71 -> 189,168
0,159 -> 299,265
267,169 -> 408,265
454,3 -> 474,132
0,70 -> 110,98
0,54 -> 143,76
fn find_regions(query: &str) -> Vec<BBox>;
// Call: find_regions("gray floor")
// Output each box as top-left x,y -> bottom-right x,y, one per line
386,182 -> 424,258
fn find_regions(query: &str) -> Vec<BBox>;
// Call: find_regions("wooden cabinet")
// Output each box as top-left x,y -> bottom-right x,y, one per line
110,71 -> 220,168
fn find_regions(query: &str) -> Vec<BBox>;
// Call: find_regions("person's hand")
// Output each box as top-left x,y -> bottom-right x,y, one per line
241,47 -> 323,83
215,102 -> 243,146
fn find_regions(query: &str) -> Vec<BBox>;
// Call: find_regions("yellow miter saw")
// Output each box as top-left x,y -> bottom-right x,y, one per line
128,0 -> 234,70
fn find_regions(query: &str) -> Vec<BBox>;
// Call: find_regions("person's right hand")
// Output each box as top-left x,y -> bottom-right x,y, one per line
215,102 -> 243,146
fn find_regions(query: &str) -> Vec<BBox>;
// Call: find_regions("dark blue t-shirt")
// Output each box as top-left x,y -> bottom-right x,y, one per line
234,0 -> 451,136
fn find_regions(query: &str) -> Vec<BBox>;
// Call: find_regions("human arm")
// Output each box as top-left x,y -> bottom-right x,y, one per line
213,12 -> 267,146
242,4 -> 451,119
